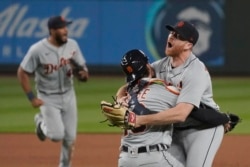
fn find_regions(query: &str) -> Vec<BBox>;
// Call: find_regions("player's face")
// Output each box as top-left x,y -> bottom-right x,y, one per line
53,27 -> 69,46
165,31 -> 190,57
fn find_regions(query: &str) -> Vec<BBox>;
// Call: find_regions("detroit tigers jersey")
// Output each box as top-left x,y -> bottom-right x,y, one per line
121,78 -> 178,147
151,53 -> 220,128
20,38 -> 87,94
151,53 -> 219,110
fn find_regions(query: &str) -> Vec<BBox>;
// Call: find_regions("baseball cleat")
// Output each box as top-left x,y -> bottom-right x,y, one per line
35,122 -> 46,141
34,113 -> 46,141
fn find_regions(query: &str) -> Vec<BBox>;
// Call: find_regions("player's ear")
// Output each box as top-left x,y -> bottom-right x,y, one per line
184,42 -> 193,50
146,64 -> 155,78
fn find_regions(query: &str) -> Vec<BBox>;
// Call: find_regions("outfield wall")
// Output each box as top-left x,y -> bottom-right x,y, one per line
0,0 -> 249,75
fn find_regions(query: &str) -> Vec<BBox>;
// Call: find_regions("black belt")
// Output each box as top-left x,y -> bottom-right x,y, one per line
121,144 -> 168,154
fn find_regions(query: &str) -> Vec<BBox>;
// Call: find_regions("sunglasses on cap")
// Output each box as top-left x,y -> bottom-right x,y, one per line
170,31 -> 186,41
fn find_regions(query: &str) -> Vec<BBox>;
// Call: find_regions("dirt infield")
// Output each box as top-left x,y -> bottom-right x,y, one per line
0,134 -> 249,167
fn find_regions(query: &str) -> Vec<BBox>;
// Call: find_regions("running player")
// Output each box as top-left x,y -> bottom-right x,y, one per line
17,15 -> 89,167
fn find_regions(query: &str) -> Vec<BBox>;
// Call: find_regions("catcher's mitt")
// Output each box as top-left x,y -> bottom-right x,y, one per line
225,113 -> 242,133
100,100 -> 136,129
69,58 -> 88,82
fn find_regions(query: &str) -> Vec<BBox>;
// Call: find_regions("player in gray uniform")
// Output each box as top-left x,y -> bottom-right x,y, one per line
117,49 -> 232,167
132,21 -> 224,167
118,49 -> 183,167
17,16 -> 88,167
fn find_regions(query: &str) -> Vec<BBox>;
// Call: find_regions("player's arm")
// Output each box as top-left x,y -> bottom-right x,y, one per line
17,67 -> 33,95
17,67 -> 43,108
116,84 -> 128,99
136,102 -> 194,127
71,41 -> 89,82
116,84 -> 127,98
115,84 -> 130,107
134,65 -> 205,126
132,97 -> 229,127
133,96 -> 229,127
69,58 -> 89,82
189,106 -> 241,133
190,106 -> 229,126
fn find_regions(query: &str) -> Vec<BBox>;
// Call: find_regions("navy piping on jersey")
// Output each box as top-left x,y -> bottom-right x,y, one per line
202,126 -> 218,167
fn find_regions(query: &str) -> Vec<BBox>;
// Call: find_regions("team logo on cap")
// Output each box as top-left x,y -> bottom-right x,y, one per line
177,21 -> 184,27
126,66 -> 133,73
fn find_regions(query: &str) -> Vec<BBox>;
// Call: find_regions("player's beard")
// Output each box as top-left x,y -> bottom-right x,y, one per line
165,46 -> 180,57
55,33 -> 68,46
165,43 -> 185,58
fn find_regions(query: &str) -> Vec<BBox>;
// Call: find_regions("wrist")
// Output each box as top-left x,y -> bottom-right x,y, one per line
26,91 -> 35,101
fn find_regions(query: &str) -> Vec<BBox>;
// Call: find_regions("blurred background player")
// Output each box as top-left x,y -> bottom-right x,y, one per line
17,15 -> 89,167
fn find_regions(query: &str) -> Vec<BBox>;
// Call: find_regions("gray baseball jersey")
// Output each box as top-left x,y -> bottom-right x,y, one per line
151,53 -> 219,128
119,78 -> 184,167
152,53 -> 219,109
20,38 -> 87,94
151,53 -> 224,167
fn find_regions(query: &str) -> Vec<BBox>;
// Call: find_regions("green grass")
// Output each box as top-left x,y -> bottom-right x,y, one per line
212,77 -> 250,134
0,76 -> 249,134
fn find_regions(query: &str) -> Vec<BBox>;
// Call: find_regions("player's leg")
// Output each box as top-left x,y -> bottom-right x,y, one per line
34,93 -> 65,141
161,150 -> 185,167
183,126 -> 224,167
118,151 -> 135,167
59,140 -> 75,167
59,89 -> 77,167
167,130 -> 186,166
118,150 -> 184,167
38,103 -> 65,141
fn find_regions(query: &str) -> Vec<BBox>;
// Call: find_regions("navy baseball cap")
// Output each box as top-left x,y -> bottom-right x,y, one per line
48,16 -> 72,29
166,21 -> 199,46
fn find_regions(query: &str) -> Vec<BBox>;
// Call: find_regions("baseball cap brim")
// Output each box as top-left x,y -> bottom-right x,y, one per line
48,16 -> 73,29
166,25 -> 175,31
54,21 -> 72,29
165,25 -> 187,40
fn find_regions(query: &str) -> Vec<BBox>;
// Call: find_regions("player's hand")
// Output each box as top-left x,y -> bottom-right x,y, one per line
31,98 -> 44,108
223,122 -> 231,133
78,70 -> 89,82
133,115 -> 142,128
117,96 -> 129,108
224,113 -> 241,133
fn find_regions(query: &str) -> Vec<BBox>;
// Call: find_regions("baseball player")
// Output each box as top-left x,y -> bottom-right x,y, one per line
116,49 -> 235,167
17,16 -> 88,167
119,49 -> 184,167
126,21 -> 224,167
